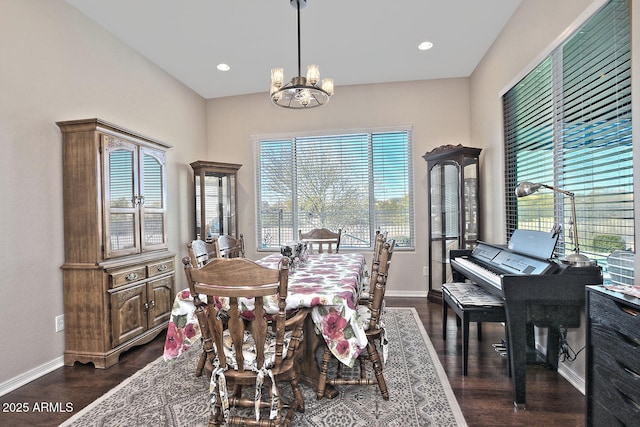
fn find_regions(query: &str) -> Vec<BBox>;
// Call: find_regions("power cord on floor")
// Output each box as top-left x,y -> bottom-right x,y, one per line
558,327 -> 584,362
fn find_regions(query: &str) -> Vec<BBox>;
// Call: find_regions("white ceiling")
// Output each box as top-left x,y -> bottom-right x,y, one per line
66,0 -> 522,100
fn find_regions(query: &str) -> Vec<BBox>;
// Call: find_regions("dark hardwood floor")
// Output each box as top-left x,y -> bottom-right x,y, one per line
0,297 -> 585,426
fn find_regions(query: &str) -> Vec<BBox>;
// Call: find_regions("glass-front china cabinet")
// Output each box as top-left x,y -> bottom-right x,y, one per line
190,161 -> 241,241
423,145 -> 481,302
57,119 -> 175,368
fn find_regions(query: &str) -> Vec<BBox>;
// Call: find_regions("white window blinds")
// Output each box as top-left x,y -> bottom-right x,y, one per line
503,0 -> 632,268
256,128 -> 414,250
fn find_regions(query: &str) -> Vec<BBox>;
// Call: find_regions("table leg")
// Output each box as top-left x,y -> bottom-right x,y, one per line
296,316 -> 339,399
505,301 -> 527,409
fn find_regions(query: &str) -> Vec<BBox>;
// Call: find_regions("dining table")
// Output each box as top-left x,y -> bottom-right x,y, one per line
163,251 -> 368,397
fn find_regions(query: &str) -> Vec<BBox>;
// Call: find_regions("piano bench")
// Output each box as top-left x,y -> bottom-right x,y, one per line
442,282 -> 506,376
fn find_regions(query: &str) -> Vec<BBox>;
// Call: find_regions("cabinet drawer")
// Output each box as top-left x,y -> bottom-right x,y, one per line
591,322 -> 640,379
147,259 -> 174,278
110,266 -> 147,288
591,362 -> 640,425
589,291 -> 640,342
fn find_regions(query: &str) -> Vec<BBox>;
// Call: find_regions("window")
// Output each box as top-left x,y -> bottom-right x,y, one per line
503,0 -> 632,272
256,128 -> 414,250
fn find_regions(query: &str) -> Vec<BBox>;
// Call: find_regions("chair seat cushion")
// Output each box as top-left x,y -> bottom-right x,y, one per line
222,329 -> 293,371
356,303 -> 385,331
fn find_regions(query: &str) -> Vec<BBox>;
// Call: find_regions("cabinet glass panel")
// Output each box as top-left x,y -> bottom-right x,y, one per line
107,146 -> 138,253
195,173 -> 236,239
143,213 -> 165,246
142,153 -> 163,208
192,161 -> 241,241
463,156 -> 479,247
109,150 -> 135,208
141,150 -> 167,249
430,161 -> 460,288
109,213 -> 136,250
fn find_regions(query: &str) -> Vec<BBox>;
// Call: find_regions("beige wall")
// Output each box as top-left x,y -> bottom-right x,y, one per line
0,0 -> 207,388
206,79 -> 472,297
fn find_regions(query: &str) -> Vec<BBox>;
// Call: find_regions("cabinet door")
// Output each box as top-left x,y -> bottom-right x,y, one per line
140,147 -> 168,252
110,283 -> 147,347
103,136 -> 141,258
147,276 -> 174,329
429,161 -> 461,291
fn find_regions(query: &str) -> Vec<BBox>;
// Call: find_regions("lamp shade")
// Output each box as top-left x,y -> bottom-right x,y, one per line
515,182 -> 542,198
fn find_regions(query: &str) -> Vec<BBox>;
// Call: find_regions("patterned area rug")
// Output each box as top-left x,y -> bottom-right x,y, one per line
60,308 -> 466,426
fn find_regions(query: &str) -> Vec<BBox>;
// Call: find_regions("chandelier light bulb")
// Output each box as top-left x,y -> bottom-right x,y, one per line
271,68 -> 284,87
307,64 -> 320,85
321,78 -> 334,96
298,89 -> 312,106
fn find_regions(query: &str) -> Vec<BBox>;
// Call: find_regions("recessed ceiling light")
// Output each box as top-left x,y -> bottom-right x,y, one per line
418,41 -> 434,51
217,63 -> 230,71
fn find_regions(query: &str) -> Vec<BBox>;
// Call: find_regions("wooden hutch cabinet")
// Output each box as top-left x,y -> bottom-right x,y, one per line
190,161 -> 241,241
57,118 -> 175,368
423,144 -> 481,302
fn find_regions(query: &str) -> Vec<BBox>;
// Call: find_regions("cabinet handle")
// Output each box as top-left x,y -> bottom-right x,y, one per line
150,300 -> 156,309
125,272 -> 138,281
139,195 -> 145,205
157,264 -> 168,272
144,302 -> 149,310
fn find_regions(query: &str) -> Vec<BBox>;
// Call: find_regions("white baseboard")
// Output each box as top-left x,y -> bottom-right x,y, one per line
558,364 -> 586,395
534,336 -> 585,396
386,290 -> 429,298
0,356 -> 64,397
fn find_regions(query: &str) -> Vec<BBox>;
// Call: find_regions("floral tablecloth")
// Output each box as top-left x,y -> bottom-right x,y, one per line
164,253 -> 368,367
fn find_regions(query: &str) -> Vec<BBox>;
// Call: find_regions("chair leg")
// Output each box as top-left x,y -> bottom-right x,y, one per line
317,347 -> 332,399
318,341 -> 389,401
290,375 -> 305,414
195,350 -> 207,377
442,301 -> 448,340
209,396 -> 224,427
281,375 -> 305,427
367,342 -> 389,400
462,312 -> 470,376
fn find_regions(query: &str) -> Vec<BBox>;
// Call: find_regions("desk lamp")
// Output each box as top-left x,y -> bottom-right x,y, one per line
515,182 -> 593,266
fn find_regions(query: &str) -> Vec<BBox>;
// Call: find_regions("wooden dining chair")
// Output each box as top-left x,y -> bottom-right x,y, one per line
317,240 -> 395,400
183,256 -> 308,427
298,228 -> 341,253
187,239 -> 220,268
217,233 -> 245,258
185,239 -> 222,377
361,230 -> 388,302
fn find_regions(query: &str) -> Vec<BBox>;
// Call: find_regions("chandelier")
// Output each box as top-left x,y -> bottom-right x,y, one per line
270,0 -> 334,109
